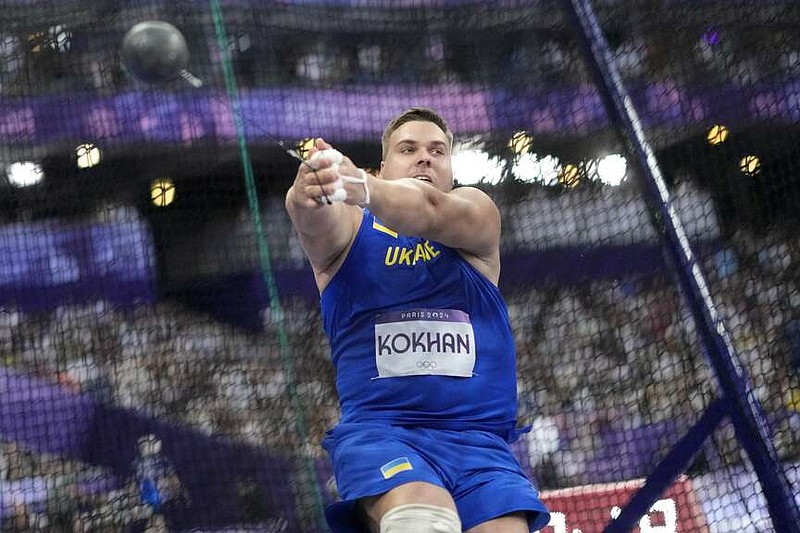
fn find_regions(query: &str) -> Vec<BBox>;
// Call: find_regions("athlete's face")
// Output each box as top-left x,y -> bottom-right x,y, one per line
380,120 -> 454,192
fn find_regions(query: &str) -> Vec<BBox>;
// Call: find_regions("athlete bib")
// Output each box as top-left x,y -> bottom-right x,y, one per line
374,309 -> 476,378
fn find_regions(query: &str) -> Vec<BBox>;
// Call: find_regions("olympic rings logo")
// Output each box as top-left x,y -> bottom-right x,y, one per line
417,360 -> 437,370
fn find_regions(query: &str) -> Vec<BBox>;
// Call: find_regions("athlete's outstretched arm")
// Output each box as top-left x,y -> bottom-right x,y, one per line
288,136 -> 502,284
285,138 -> 362,284
366,179 -> 501,261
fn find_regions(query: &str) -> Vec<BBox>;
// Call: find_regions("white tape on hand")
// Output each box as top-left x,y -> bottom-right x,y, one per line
309,148 -> 344,170
328,178 -> 347,202
309,149 -> 370,206
310,149 -> 343,203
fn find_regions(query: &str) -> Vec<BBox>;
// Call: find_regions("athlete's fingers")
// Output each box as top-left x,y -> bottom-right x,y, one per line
312,147 -> 359,182
303,157 -> 335,174
336,157 -> 361,181
315,137 -> 332,151
307,137 -> 333,161
302,164 -> 338,185
304,179 -> 344,199
301,145 -> 368,206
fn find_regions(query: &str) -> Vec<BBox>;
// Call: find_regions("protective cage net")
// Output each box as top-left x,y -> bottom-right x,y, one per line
0,0 -> 799,532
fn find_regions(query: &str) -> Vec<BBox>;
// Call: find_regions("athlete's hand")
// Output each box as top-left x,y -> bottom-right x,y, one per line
294,138 -> 369,207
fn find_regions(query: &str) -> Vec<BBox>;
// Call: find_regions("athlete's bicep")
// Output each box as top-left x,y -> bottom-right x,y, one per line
428,187 -> 501,258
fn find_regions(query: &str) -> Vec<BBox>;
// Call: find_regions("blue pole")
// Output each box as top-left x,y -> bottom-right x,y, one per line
560,0 -> 800,531
603,399 -> 728,533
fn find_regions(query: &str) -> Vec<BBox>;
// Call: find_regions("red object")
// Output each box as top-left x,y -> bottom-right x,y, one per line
538,476 -> 710,533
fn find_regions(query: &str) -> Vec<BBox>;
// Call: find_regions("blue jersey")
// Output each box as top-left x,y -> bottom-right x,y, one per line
321,209 -> 519,439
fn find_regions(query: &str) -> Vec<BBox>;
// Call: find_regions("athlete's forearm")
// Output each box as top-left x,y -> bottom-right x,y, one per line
364,177 -> 446,237
364,178 -> 500,260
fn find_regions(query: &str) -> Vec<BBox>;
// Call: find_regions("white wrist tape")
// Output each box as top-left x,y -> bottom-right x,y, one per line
309,149 -> 370,206
337,169 -> 370,206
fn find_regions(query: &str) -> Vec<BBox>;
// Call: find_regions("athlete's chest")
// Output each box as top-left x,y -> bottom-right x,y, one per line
356,232 -> 462,297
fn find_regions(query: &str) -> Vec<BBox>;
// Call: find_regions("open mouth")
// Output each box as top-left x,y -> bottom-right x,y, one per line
414,175 -> 432,183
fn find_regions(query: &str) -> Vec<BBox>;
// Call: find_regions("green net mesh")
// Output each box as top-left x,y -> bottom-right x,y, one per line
1,1 -> 798,532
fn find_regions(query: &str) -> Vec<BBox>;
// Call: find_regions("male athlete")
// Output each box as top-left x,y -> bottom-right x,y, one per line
285,107 -> 549,533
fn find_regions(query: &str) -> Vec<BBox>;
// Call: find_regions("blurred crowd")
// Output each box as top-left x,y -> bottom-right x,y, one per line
511,227 -> 800,487
0,437 -> 173,532
0,297 -> 338,451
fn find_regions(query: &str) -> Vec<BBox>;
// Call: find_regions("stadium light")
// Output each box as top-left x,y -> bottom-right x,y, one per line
47,25 -> 72,52
296,137 -> 316,160
707,124 -> 729,145
452,144 -> 504,185
75,143 -> 101,169
150,178 -> 176,207
508,131 -> 533,156
739,155 -> 761,176
7,161 -> 44,187
513,153 -> 561,185
597,154 -> 627,186
26,31 -> 43,53
558,164 -> 580,188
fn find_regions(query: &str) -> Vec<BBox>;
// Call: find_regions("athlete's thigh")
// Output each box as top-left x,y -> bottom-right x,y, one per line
360,481 -> 458,531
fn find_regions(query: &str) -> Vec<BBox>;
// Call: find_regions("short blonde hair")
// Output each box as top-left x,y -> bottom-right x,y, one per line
381,107 -> 454,159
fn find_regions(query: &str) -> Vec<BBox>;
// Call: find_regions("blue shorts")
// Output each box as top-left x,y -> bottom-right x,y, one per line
321,423 -> 550,532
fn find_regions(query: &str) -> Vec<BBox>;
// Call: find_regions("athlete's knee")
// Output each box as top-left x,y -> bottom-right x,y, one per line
379,503 -> 461,533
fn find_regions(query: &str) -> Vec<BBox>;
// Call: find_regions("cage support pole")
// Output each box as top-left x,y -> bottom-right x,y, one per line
560,0 -> 800,531
602,399 -> 727,532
